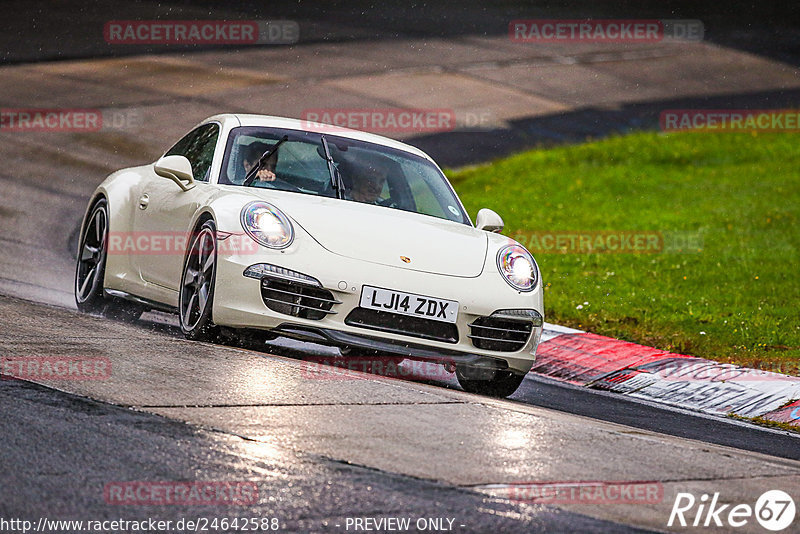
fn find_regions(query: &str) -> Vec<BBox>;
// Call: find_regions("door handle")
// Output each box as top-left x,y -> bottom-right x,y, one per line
138,194 -> 150,210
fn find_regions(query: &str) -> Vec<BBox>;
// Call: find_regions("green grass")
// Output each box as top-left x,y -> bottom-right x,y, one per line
448,131 -> 800,372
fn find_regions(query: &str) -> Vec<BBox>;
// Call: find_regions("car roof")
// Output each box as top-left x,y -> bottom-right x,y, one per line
205,113 -> 434,162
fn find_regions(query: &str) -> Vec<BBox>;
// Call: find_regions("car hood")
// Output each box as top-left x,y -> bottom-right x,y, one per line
248,190 -> 487,277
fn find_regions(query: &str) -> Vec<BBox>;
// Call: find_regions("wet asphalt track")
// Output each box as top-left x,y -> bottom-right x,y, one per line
2,296 -> 800,533
3,378 -> 648,533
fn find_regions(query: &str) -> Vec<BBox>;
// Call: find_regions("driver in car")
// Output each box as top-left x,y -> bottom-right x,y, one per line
343,157 -> 392,205
242,142 -> 278,184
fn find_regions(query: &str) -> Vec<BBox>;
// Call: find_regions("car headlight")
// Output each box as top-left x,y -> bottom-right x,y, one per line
497,244 -> 538,292
240,201 -> 294,249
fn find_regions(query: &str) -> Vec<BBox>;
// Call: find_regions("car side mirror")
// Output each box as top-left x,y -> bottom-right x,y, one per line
476,208 -> 504,233
155,155 -> 196,191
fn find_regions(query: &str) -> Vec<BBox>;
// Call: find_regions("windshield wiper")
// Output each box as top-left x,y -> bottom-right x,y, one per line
320,135 -> 345,199
242,135 -> 289,187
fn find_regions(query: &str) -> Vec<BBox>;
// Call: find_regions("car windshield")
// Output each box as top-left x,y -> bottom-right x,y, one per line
219,126 -> 470,225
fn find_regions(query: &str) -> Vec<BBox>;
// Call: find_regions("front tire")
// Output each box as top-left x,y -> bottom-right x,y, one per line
179,220 -> 220,341
455,366 -> 526,398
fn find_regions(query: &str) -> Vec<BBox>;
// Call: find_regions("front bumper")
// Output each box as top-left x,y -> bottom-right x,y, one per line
212,237 -> 543,374
271,323 -> 517,371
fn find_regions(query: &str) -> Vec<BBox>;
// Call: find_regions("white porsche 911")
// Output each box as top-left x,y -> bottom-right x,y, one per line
75,114 -> 543,397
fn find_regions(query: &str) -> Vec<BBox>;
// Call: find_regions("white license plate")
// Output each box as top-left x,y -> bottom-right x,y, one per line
359,286 -> 458,324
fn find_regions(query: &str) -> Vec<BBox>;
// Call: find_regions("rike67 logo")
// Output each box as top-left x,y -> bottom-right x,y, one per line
668,490 -> 795,531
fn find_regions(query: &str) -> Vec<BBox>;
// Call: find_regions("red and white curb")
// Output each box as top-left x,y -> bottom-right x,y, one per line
535,324 -> 800,427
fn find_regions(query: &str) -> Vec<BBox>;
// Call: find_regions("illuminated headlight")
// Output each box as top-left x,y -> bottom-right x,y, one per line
240,201 -> 294,249
497,245 -> 538,292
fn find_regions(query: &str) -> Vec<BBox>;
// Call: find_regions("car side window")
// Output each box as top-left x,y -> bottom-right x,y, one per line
165,123 -> 220,182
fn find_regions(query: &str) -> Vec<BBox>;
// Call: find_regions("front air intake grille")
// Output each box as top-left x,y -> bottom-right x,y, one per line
345,308 -> 459,344
260,277 -> 340,320
468,316 -> 532,352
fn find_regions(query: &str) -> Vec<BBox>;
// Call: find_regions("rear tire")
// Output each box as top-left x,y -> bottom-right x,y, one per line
456,366 -> 525,398
75,200 -> 110,313
74,199 -> 143,322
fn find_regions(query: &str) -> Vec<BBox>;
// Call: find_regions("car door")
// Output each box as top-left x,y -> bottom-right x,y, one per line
132,123 -> 220,294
